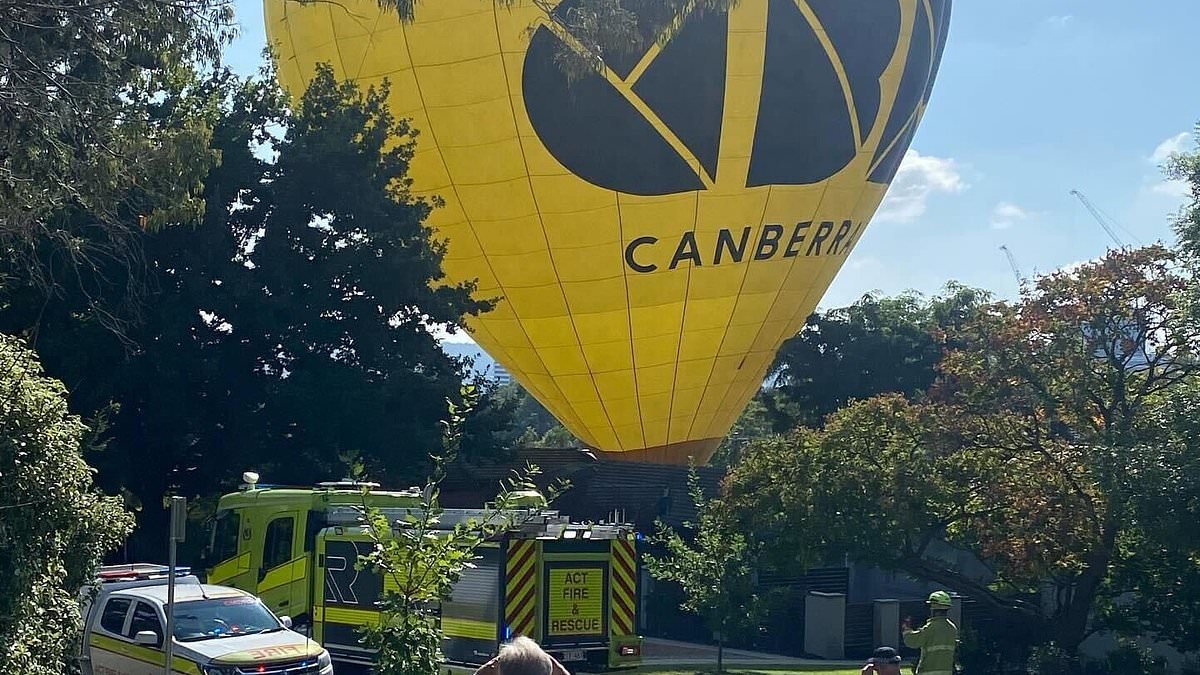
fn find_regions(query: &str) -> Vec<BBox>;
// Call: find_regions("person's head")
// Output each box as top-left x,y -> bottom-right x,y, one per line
866,647 -> 902,675
495,637 -> 553,675
927,590 -> 952,616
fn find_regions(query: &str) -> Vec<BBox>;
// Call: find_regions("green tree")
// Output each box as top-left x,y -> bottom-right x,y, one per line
1,0 -> 232,317
495,383 -> 579,448
357,385 -> 565,675
0,66 -> 507,557
765,284 -> 989,429
0,334 -> 134,674
645,467 -> 760,673
709,396 -> 774,469
1167,127 -> 1199,255
724,246 -> 1200,661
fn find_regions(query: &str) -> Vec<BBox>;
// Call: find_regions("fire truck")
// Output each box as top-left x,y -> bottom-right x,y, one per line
203,475 -> 642,671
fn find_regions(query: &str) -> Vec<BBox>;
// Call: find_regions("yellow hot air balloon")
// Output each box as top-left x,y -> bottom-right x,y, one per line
264,0 -> 951,464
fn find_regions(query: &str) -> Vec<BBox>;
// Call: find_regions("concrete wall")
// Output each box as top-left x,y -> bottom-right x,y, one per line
873,599 -> 900,650
804,591 -> 846,659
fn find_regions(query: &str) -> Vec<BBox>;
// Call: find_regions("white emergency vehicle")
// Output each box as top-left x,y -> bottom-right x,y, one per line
78,564 -> 334,675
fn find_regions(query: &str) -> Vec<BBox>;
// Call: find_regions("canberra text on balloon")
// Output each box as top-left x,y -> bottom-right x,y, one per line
623,220 -> 865,274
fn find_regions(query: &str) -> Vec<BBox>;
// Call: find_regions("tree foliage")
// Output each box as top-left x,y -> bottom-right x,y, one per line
1168,127 -> 1200,257
0,334 -> 133,674
724,245 -> 1200,656
1,0 -> 233,317
645,467 -> 760,672
708,396 -> 775,469
492,382 -> 579,448
765,283 -> 989,429
357,385 -> 566,675
0,66 -> 509,557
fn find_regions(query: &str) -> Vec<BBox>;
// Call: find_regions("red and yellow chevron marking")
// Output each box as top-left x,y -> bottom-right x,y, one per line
505,539 -> 537,637
610,539 -> 637,636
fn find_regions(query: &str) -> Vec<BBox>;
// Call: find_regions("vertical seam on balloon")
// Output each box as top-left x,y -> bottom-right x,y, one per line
394,17 -> 582,439
326,3 -> 353,85
490,8 -> 625,449
352,8 -> 385,80
682,0 -> 769,443
768,203 -> 870,404
791,0 -> 863,148
717,177 -> 834,435
683,184 -> 772,443
281,3 -> 309,91
614,193 -> 647,451
664,189 -> 702,449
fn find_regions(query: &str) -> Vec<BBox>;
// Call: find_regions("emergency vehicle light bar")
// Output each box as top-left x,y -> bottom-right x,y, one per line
98,564 -> 191,582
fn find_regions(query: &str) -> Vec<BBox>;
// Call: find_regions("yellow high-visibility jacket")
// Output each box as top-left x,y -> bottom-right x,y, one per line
903,616 -> 958,675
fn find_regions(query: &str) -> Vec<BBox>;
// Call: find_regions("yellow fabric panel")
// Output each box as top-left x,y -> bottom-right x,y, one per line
265,0 -> 950,462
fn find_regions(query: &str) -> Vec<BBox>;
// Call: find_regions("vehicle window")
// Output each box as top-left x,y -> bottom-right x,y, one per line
263,516 -> 294,570
212,510 -> 241,562
126,602 -> 163,647
173,596 -> 282,642
99,598 -> 132,635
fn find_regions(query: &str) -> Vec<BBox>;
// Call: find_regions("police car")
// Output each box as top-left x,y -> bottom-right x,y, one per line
79,564 -> 333,675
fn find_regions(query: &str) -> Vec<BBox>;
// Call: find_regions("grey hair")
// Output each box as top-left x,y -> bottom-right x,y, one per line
496,637 -> 553,675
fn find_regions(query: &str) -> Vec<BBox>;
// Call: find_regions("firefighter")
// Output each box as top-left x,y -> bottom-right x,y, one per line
903,591 -> 959,675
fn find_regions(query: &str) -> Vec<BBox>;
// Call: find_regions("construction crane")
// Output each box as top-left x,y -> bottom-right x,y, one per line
999,245 -> 1023,285
1069,189 -> 1130,248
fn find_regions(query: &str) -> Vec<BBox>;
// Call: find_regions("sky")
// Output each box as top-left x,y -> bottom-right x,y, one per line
224,0 -> 1199,344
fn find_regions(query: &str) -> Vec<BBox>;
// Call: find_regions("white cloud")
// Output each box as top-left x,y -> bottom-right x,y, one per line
1059,258 -> 1099,275
1150,132 -> 1191,164
990,201 -> 1033,230
1044,14 -> 1074,27
1151,179 -> 1190,199
876,150 -> 966,224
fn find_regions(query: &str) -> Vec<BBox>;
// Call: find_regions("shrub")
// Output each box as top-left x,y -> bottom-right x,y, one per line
0,334 -> 133,674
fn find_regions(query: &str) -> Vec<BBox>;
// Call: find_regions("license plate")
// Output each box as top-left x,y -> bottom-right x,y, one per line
560,650 -> 586,663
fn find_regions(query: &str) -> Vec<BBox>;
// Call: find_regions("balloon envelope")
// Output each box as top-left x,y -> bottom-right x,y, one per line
264,0 -> 951,464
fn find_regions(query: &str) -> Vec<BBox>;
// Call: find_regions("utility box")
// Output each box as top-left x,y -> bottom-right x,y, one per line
873,599 -> 900,650
804,591 -> 846,659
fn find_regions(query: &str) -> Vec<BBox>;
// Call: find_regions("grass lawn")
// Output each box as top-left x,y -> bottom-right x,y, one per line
636,670 -> 861,675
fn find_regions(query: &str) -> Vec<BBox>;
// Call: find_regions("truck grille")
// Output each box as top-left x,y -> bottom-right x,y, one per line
233,659 -> 321,675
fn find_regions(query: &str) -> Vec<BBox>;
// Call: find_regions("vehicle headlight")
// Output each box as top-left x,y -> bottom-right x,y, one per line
318,651 -> 332,670
202,666 -> 238,675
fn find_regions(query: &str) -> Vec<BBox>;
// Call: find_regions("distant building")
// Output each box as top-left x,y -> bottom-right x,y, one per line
490,362 -> 513,387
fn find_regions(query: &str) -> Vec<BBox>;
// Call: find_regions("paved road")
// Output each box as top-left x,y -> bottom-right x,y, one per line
642,637 -> 861,669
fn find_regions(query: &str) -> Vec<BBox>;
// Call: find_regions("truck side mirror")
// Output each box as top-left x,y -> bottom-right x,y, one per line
134,631 -> 160,646
279,616 -> 293,629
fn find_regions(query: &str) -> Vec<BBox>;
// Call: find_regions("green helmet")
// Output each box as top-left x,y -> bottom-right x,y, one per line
927,591 -> 953,608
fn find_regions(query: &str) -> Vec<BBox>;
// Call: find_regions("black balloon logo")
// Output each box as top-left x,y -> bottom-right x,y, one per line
523,0 -> 951,196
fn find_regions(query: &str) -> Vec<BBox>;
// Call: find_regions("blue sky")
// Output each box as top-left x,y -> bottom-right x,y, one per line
224,0 -> 1198,330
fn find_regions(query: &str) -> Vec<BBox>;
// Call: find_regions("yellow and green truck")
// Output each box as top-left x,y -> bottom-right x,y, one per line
204,477 -> 642,671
